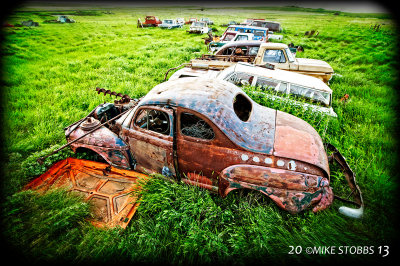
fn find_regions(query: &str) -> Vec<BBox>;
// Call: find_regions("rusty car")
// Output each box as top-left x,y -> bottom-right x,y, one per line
56,78 -> 362,218
185,18 -> 198,24
187,21 -> 210,34
159,19 -> 182,29
137,15 -> 162,28
214,40 -> 264,57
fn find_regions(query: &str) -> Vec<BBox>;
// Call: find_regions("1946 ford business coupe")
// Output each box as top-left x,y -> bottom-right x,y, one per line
64,78 -> 362,217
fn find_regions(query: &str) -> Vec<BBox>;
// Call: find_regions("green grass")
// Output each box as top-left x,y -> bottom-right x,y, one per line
1,3 -> 398,264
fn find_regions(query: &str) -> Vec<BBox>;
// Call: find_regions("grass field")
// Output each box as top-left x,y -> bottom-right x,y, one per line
1,2 -> 398,264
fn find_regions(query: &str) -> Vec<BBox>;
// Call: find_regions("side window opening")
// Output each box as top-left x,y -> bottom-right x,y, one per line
236,35 -> 248,41
233,93 -> 252,122
255,77 -> 279,91
254,30 -> 265,37
222,47 -> 235,55
223,33 -> 235,41
180,113 -> 215,140
135,109 -> 170,135
225,72 -> 254,86
233,46 -> 247,55
248,47 -> 259,55
289,85 -> 330,106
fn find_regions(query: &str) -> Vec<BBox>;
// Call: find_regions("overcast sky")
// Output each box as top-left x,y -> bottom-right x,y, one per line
97,0 -> 389,13
9,1 -> 391,14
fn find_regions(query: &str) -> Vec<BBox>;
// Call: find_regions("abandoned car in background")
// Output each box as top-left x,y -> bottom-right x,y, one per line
241,18 -> 265,25
185,17 -> 198,24
214,40 -> 264,58
168,62 -> 337,117
250,20 -> 282,32
60,78 -> 362,218
200,17 -> 214,25
196,42 -> 334,83
220,21 -> 239,27
188,21 -> 210,34
208,25 -> 269,52
176,18 -> 185,26
137,15 -> 162,27
159,19 -> 182,29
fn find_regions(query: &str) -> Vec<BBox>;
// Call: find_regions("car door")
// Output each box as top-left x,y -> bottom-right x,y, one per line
124,106 -> 175,177
176,107 -> 238,192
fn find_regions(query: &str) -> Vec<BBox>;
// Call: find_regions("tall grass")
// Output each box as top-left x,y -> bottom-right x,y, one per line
1,4 -> 398,264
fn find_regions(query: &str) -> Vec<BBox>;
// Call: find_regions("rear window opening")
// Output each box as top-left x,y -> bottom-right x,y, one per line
180,112 -> 215,140
233,93 -> 252,122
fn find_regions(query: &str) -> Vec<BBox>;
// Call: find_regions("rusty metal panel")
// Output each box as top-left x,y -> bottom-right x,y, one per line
123,106 -> 175,176
139,77 -> 276,154
67,123 -> 131,169
24,158 -> 149,229
274,110 -> 330,177
219,164 -> 333,213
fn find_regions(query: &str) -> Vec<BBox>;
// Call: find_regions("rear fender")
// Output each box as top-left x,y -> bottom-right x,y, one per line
219,164 -> 333,214
67,126 -> 132,170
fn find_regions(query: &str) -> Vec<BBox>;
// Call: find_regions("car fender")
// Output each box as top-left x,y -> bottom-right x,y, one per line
218,164 -> 333,214
67,125 -> 132,170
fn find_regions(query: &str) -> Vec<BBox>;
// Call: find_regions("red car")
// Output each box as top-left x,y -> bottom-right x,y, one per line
137,15 -> 162,27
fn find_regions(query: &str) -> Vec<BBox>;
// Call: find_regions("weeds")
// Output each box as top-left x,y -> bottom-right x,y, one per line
1,4 -> 397,264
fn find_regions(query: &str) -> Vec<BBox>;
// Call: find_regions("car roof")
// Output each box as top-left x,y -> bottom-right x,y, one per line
260,42 -> 288,49
138,77 -> 277,154
253,20 -> 281,24
218,40 -> 263,49
227,25 -> 268,31
222,63 -> 332,93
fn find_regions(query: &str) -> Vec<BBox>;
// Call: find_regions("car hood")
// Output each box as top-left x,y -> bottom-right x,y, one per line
273,110 -> 329,176
168,67 -> 220,81
296,58 -> 334,73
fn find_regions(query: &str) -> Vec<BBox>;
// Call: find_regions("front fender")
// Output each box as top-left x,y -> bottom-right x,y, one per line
219,164 -> 333,214
66,125 -> 132,170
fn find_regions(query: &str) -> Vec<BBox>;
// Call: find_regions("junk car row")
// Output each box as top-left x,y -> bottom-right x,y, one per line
28,13 -> 364,228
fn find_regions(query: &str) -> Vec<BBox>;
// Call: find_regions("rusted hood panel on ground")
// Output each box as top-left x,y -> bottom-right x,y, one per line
140,77 -> 276,154
274,111 -> 329,176
24,158 -> 149,229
